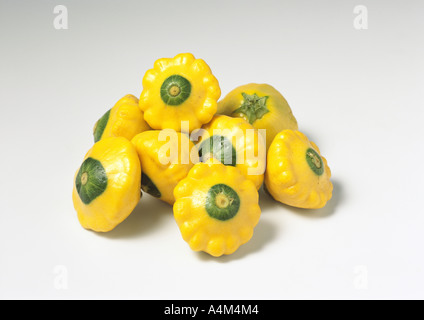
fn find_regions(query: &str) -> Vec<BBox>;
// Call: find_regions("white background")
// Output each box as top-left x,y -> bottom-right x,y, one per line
1,0 -> 423,299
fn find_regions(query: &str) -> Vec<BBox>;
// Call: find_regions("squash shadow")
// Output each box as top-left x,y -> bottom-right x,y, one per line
263,179 -> 343,219
196,217 -> 279,263
257,185 -> 280,213
96,193 -> 173,239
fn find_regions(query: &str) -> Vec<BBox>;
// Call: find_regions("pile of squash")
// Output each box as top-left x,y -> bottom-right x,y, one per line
72,53 -> 333,257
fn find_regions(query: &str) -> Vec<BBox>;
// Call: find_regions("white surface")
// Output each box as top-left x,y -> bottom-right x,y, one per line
0,0 -> 423,299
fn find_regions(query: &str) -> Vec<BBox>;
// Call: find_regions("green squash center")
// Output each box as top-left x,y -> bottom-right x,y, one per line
205,184 -> 240,221
93,109 -> 111,143
141,173 -> 161,198
75,157 -> 108,205
198,135 -> 236,166
160,74 -> 191,106
306,148 -> 324,176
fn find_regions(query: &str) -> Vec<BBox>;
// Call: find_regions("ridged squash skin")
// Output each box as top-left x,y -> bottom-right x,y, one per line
131,130 -> 199,205
194,115 -> 265,190
72,137 -> 142,232
217,83 -> 298,151
139,53 -> 221,133
173,160 -> 261,257
93,94 -> 150,142
265,130 -> 332,209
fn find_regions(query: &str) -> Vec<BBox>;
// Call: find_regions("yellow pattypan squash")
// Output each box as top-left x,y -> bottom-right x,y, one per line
265,130 -> 333,209
139,53 -> 221,133
173,160 -> 261,257
217,83 -> 298,150
131,130 -> 199,205
193,114 -> 266,190
72,137 -> 142,232
93,94 -> 150,142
